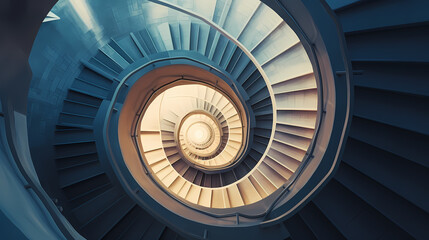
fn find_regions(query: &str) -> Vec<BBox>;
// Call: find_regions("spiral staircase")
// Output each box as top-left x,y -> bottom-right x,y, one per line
0,0 -> 428,239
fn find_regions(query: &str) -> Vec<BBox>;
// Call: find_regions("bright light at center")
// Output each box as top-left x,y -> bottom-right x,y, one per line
188,124 -> 210,144
194,129 -> 204,140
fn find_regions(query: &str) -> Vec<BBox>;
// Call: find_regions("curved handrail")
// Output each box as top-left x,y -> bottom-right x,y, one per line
138,0 -> 327,224
148,0 -> 279,183
102,55 -> 268,219
139,77 -> 249,173
105,54 -> 322,225
103,56 -> 254,191
258,0 -> 352,226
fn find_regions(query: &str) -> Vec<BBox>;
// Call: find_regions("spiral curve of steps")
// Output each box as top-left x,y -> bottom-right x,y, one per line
0,0 -> 424,239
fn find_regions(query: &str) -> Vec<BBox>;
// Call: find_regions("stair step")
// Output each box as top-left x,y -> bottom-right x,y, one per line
139,28 -> 158,54
62,99 -> 99,116
247,79 -> 268,98
221,42 -> 237,70
354,86 -> 429,135
243,4 -> 283,52
68,88 -> 105,102
352,61 -> 429,97
272,73 -> 316,95
130,32 -> 149,57
212,36 -> 229,65
55,141 -> 97,159
335,162 -> 429,239
276,123 -> 314,139
99,44 -> 130,70
147,24 -> 166,52
58,112 -> 95,127
190,23 -> 199,51
109,38 -> 135,64
54,129 -> 94,145
72,188 -> 119,225
102,206 -> 151,240
90,51 -> 122,76
158,22 -> 174,51
59,162 -> 105,189
160,227 -> 179,240
208,0 -> 231,58
325,0 -> 362,11
336,0 -> 429,33
274,131 -> 311,151
347,25 -> 429,62
349,116 -> 428,168
342,139 -> 429,212
262,44 -> 313,85
62,174 -> 112,209
169,22 -> 181,50
271,140 -> 305,162
57,156 -> 98,172
79,195 -> 136,240
72,79 -> 111,98
283,212 -> 317,240
313,180 -> 413,239
267,147 -> 300,173
242,71 -> 262,92
66,89 -> 103,107
231,55 -> 251,79
142,220 -> 166,240
180,21 -> 191,51
198,25 -> 210,55
299,202 -> 346,240
115,34 -> 143,61
276,110 -> 317,129
77,65 -> 114,88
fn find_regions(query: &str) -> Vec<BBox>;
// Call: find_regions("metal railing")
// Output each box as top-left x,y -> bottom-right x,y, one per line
104,51 -> 323,226
128,0 -> 326,225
